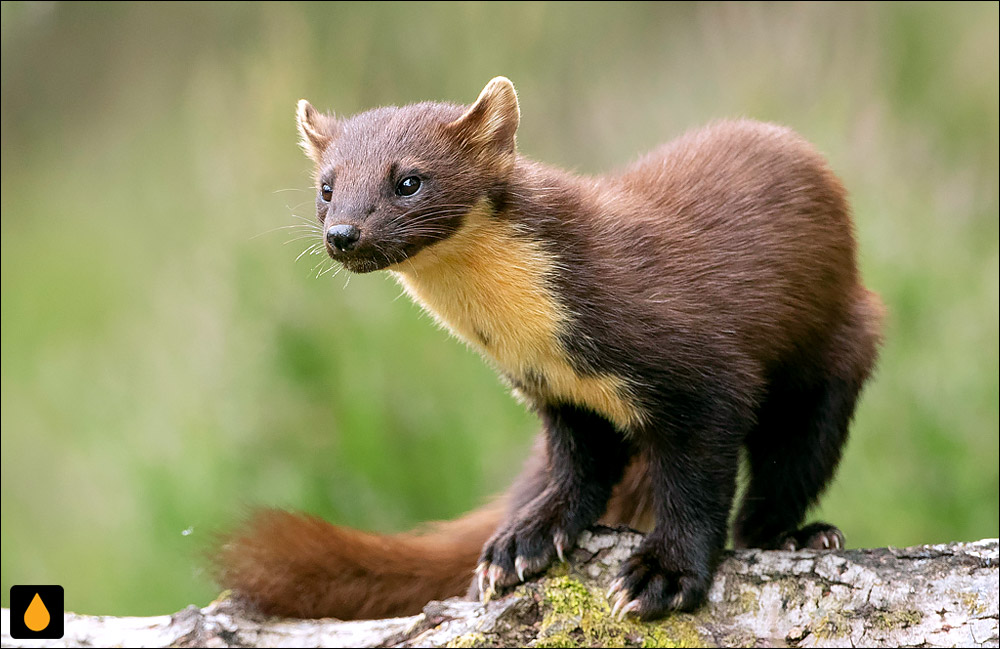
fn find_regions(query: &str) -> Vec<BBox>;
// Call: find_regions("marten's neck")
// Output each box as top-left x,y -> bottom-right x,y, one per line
391,196 -> 567,371
390,177 -> 644,431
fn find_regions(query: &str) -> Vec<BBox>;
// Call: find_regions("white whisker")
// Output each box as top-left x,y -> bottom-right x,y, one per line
296,242 -> 321,262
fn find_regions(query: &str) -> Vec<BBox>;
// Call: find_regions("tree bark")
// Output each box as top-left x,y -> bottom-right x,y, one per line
2,530 -> 997,648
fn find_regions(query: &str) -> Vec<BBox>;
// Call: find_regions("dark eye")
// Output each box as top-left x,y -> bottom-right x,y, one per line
396,176 -> 421,197
320,183 -> 332,202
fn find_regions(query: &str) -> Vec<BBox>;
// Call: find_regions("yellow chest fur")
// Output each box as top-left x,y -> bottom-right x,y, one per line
391,202 -> 644,430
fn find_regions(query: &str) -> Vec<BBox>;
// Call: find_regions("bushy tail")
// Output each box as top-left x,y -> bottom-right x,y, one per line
216,450 -> 653,620
216,502 -> 503,620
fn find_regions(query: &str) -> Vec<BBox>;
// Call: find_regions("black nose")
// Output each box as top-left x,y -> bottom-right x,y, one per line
326,224 -> 361,252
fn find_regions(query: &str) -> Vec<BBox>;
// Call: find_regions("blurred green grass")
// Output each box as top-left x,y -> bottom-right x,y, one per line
1,2 -> 997,616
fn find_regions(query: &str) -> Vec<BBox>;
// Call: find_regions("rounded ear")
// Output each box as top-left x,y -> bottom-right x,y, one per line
296,99 -> 339,163
445,77 -> 520,156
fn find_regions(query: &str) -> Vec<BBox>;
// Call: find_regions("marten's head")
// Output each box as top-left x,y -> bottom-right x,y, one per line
297,77 -> 520,273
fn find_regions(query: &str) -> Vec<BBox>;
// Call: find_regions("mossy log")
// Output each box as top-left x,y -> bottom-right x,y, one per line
2,529 -> 996,648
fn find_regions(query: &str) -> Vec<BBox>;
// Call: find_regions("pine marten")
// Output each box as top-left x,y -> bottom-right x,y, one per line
217,77 -> 883,621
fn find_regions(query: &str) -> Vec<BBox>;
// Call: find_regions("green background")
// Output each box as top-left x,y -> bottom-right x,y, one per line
2,2 -> 997,616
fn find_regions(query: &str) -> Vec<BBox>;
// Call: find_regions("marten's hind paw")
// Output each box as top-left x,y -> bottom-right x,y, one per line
779,522 -> 844,551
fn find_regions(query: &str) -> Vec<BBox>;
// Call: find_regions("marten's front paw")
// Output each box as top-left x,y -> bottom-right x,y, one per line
606,542 -> 710,621
475,502 -> 573,601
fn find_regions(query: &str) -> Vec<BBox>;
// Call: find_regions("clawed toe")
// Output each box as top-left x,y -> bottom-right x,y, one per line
475,561 -> 519,602
779,522 -> 845,551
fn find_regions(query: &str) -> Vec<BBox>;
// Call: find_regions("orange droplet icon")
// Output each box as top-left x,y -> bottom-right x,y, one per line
24,592 -> 50,632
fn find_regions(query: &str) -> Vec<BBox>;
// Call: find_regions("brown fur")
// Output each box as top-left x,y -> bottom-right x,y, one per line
217,504 -> 501,620
217,77 -> 882,621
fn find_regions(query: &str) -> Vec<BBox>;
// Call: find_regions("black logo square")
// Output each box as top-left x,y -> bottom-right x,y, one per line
9,585 -> 64,639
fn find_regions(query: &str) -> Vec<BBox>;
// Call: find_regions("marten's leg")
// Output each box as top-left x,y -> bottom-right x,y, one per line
733,294 -> 882,550
607,396 -> 745,619
503,434 -> 552,514
476,403 -> 633,593
732,374 -> 856,550
507,436 -> 656,532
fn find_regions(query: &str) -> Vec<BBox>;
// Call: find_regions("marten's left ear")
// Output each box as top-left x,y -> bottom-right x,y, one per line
296,99 -> 339,164
446,77 -> 520,156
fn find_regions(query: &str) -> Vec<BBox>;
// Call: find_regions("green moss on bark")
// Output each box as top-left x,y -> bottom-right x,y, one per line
534,574 -> 706,648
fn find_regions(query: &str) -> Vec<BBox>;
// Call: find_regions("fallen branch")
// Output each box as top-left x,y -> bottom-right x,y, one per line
2,530 -> 997,648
